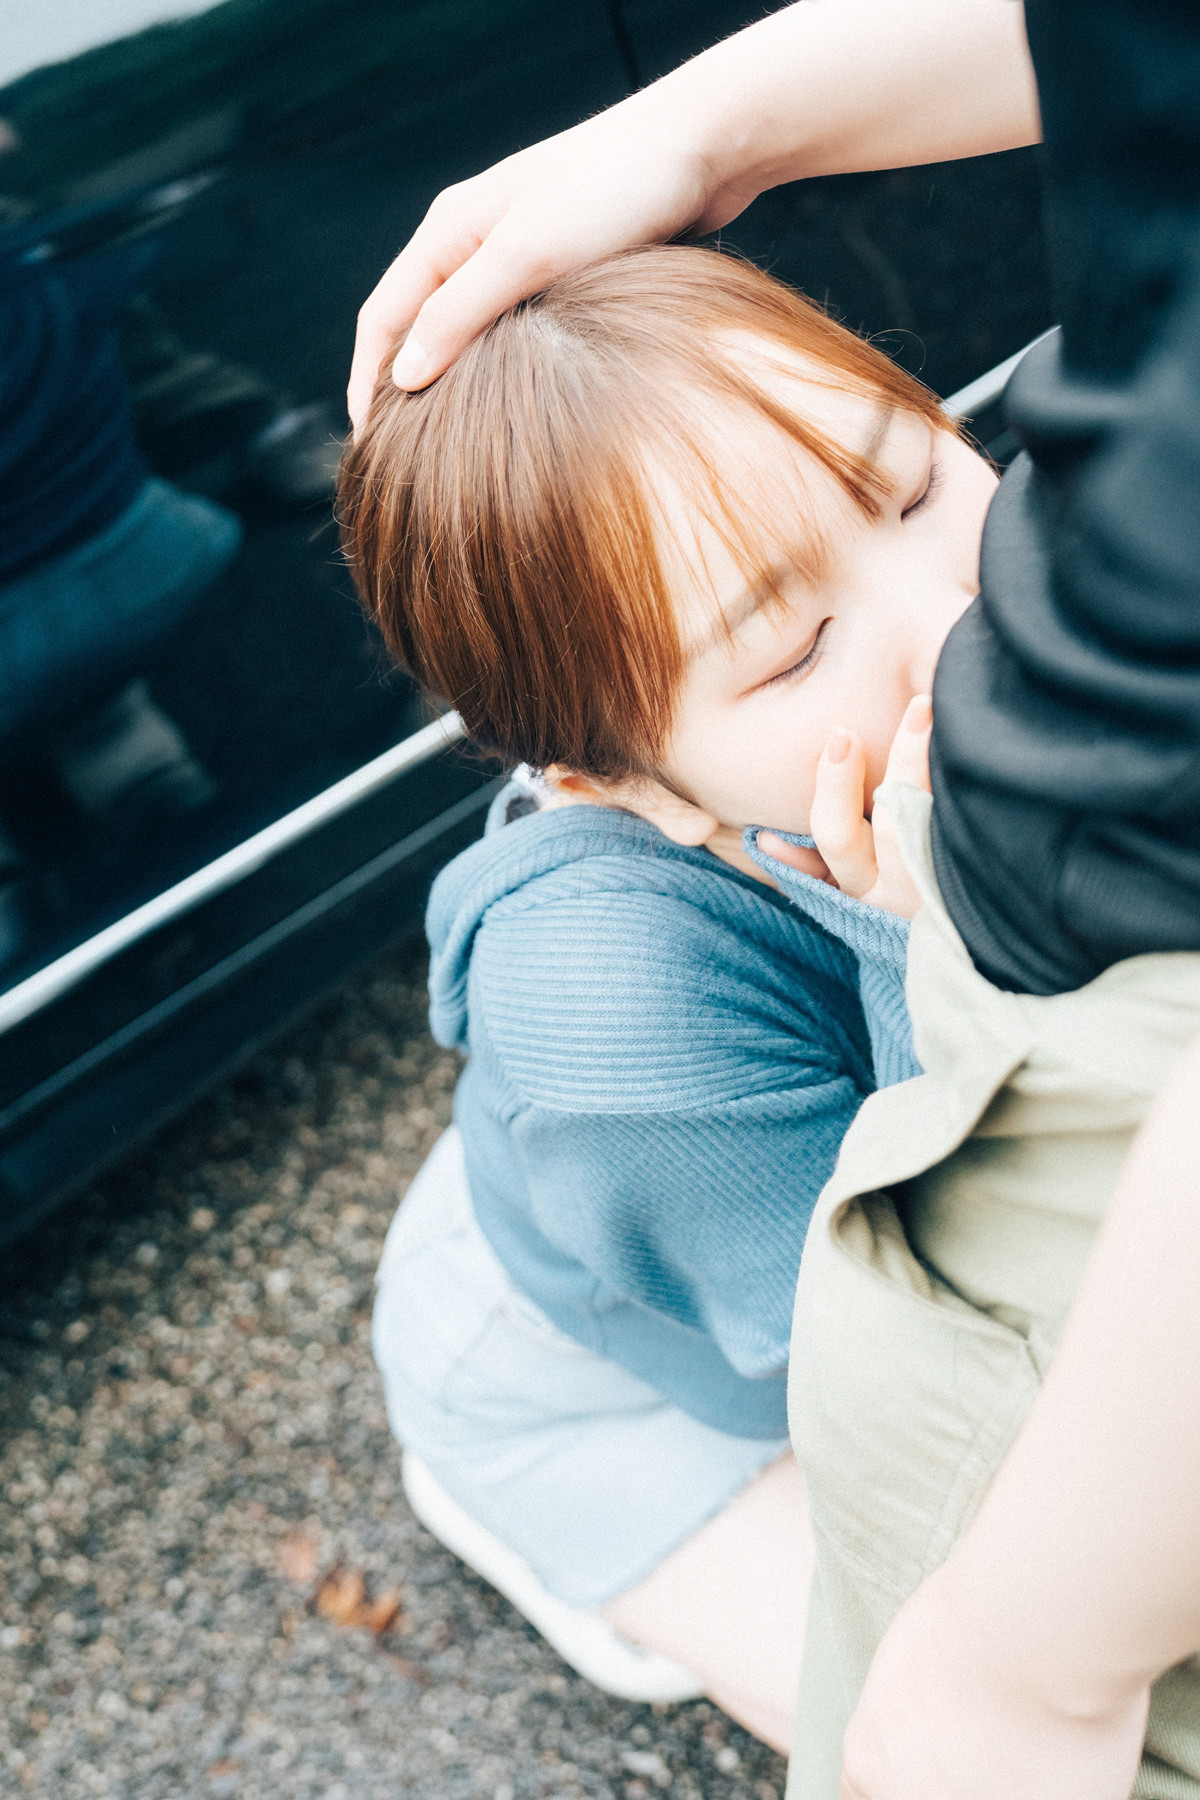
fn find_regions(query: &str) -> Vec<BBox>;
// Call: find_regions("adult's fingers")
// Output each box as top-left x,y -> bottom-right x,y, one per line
389,227 -> 565,390
346,184 -> 503,426
346,95 -> 716,422
809,729 -> 879,899
348,287 -> 405,430
347,195 -> 600,421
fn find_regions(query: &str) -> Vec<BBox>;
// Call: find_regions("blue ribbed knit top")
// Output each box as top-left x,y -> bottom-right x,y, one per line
426,786 -> 916,1439
743,826 -> 919,1090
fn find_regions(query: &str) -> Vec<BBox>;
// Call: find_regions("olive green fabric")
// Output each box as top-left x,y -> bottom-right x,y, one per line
786,780 -> 1200,1800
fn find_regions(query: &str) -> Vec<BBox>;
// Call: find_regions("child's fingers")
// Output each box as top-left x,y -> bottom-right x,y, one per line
754,833 -> 834,884
863,696 -> 932,919
881,694 -> 933,794
809,729 -> 879,898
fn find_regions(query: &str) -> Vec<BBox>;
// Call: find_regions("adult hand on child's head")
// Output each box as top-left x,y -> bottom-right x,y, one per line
758,695 -> 931,918
347,96 -> 746,428
347,0 -> 1042,427
839,1557 -> 1149,1800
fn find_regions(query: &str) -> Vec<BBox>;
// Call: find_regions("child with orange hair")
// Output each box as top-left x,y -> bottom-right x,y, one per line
339,245 -> 996,1750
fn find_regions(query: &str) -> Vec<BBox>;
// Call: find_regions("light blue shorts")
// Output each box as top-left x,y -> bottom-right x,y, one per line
372,1128 -> 787,1608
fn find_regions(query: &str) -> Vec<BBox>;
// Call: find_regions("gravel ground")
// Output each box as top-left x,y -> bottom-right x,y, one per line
0,938 -> 788,1800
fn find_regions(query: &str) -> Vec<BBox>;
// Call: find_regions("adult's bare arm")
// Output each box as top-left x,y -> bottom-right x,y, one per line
840,1023 -> 1200,1800
347,0 -> 1039,423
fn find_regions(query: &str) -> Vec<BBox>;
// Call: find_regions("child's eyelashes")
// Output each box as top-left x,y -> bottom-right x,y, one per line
759,619 -> 830,691
901,453 -> 944,521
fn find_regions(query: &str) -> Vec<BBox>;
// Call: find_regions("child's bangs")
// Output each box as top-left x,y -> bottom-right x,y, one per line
341,244 -> 956,779
629,338 -> 932,650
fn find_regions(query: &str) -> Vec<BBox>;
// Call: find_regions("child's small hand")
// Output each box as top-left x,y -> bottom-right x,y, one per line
758,695 -> 931,918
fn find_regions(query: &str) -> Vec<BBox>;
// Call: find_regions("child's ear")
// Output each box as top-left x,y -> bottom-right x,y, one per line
544,768 -> 607,805
549,768 -> 719,848
629,782 -> 721,848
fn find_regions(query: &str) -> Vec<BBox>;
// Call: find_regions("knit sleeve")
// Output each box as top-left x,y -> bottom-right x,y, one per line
505,1085 -> 865,1378
467,880 -> 872,1377
743,829 -> 920,1087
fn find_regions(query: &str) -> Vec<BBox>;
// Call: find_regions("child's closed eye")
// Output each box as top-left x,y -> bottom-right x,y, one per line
901,453 -> 944,520
759,619 -> 831,691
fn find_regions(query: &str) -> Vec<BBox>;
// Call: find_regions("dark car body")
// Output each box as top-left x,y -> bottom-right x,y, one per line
0,0 -> 1050,1246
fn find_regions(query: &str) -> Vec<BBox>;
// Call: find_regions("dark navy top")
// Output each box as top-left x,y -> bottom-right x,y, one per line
0,243 -> 149,583
931,0 -> 1200,993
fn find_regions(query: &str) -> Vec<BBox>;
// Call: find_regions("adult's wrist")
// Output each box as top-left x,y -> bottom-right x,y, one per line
643,11 -> 827,208
612,59 -> 777,232
626,0 -> 1041,226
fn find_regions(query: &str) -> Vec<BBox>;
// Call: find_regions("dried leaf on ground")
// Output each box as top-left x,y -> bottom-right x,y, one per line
313,1563 -> 364,1624
359,1588 -> 404,1635
311,1562 -> 404,1636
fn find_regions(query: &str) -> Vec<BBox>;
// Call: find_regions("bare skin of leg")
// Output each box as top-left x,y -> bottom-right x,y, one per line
599,1451 -> 811,1754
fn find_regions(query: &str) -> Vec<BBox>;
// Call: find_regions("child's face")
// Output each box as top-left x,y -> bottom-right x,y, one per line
650,353 -> 998,846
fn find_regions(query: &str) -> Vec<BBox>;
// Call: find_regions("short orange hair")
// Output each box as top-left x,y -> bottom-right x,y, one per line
339,246 -> 946,778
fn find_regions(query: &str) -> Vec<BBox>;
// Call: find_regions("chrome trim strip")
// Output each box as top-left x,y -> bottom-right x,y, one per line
0,774 -> 501,1133
942,329 -> 1055,421
0,333 -> 1054,1037
0,710 -> 465,1033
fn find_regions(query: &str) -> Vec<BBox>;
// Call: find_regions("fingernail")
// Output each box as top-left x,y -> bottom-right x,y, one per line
905,694 -> 933,733
392,337 -> 433,389
825,728 -> 852,764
